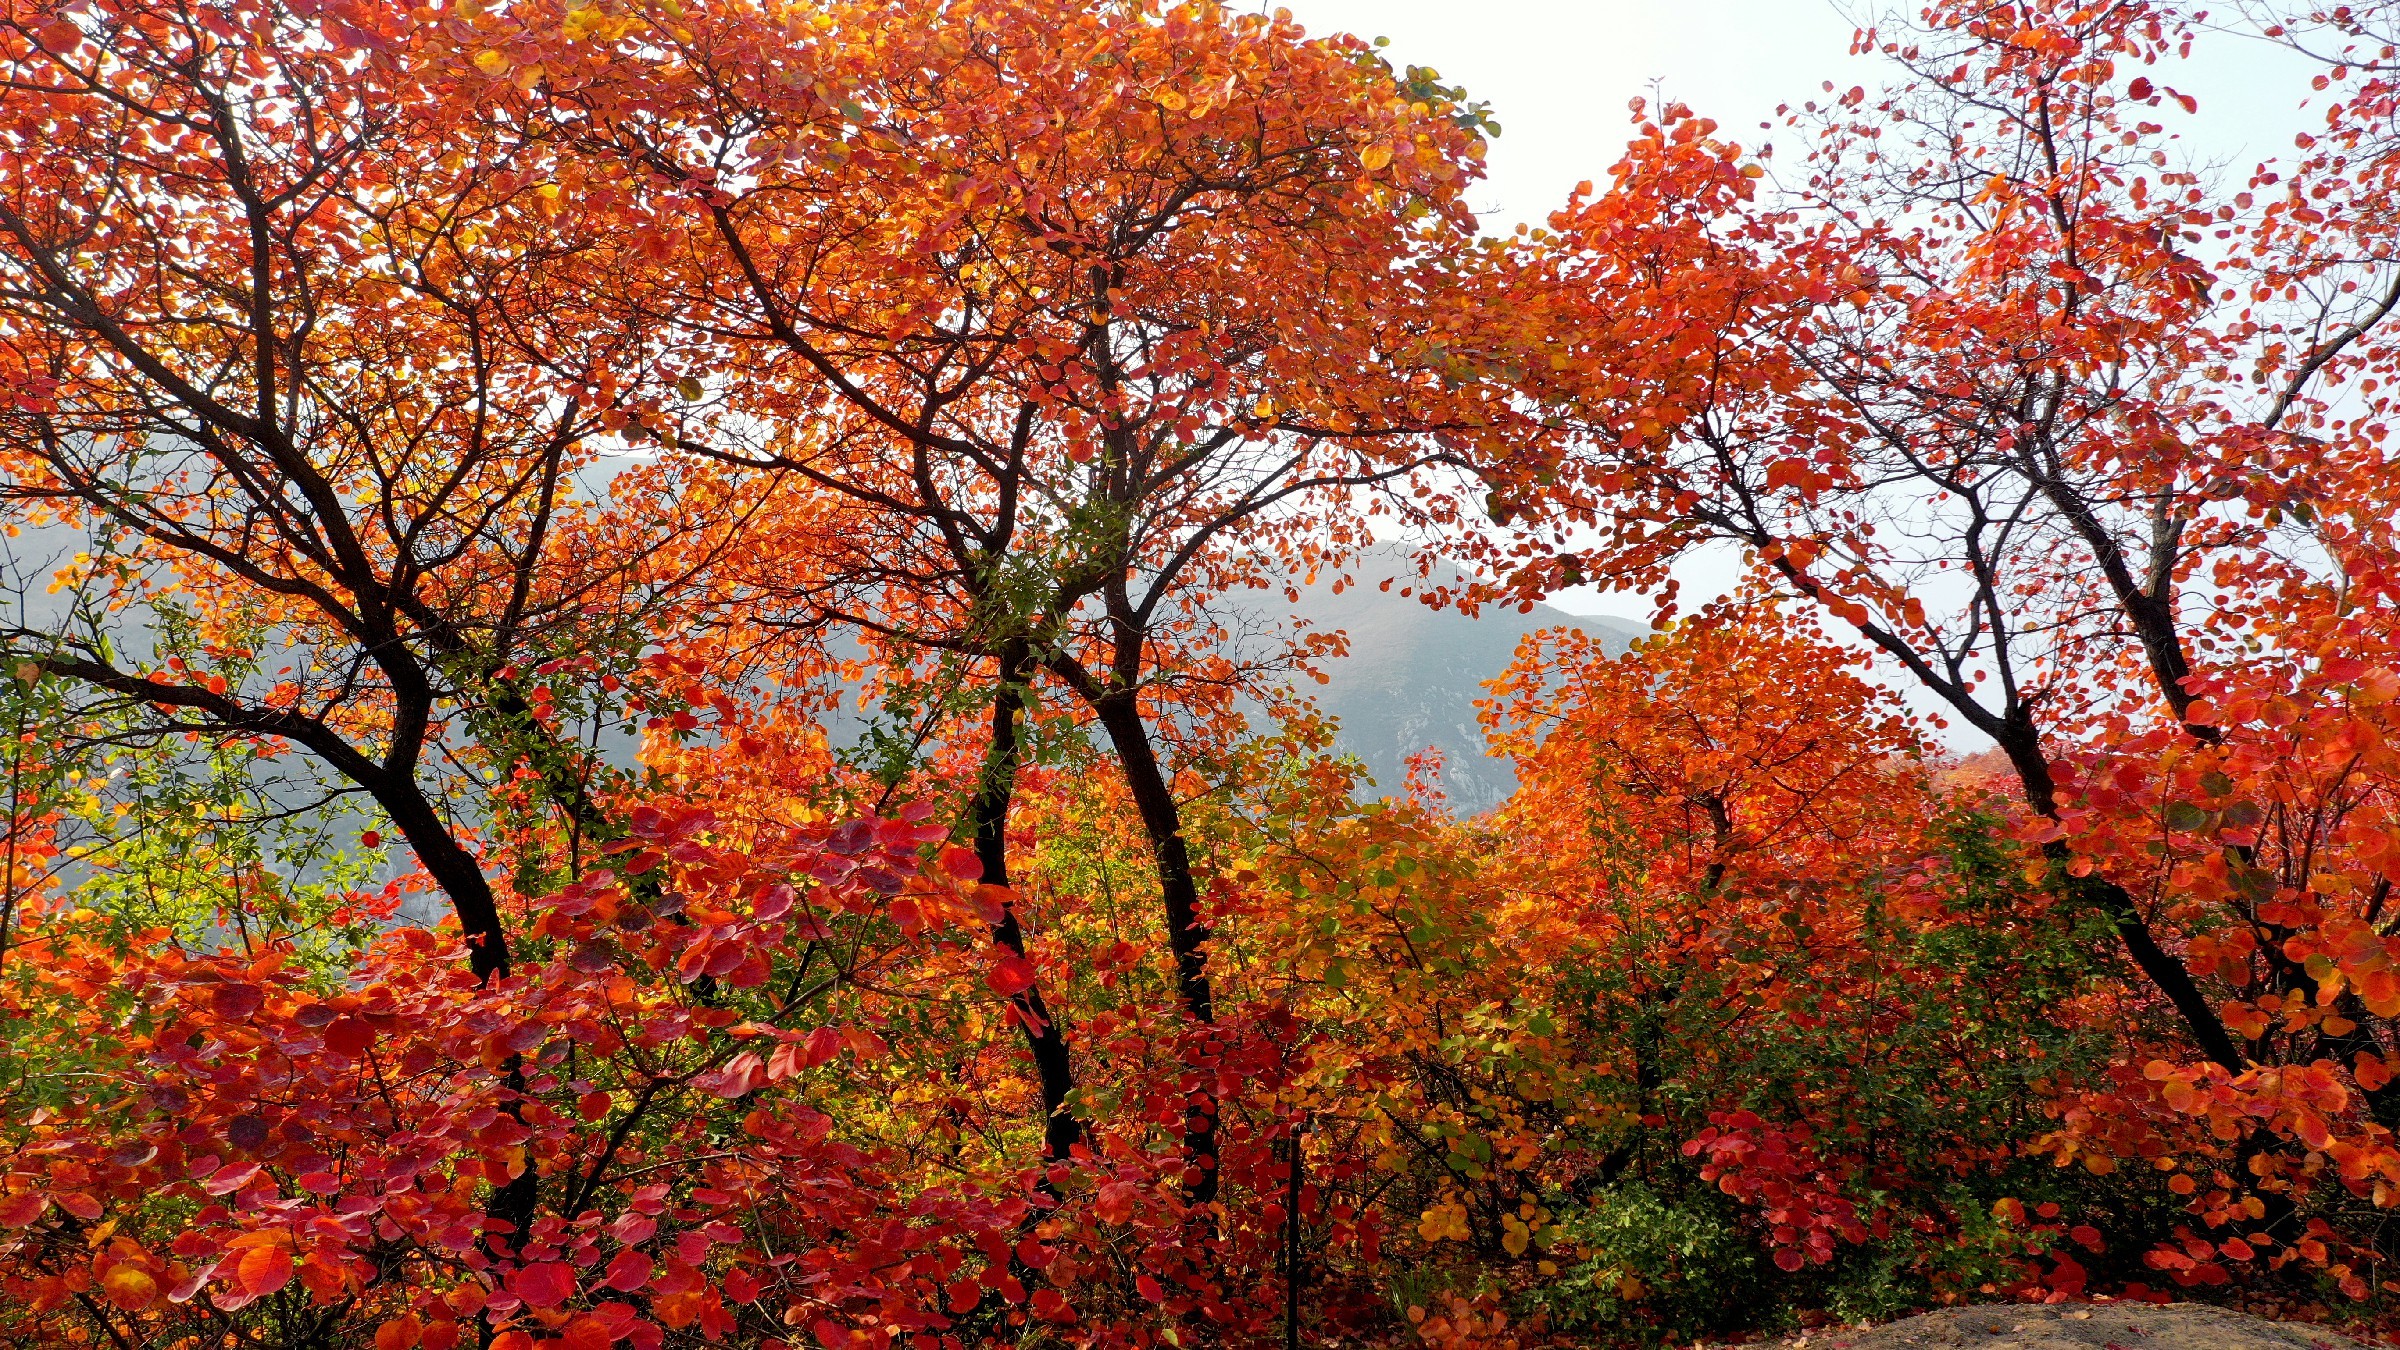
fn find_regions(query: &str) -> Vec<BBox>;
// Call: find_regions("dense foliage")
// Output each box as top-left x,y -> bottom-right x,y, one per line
7,0 -> 2400,1346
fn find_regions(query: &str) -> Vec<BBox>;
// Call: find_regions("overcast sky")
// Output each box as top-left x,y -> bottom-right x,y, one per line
1280,1 -> 2326,238
1284,0 -> 1867,233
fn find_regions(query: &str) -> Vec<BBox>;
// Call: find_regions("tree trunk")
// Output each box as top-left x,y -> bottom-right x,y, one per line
1081,683 -> 1220,1204
972,654 -> 1086,1162
484,1058 -> 540,1260
374,776 -> 512,983
1991,708 -> 2245,1073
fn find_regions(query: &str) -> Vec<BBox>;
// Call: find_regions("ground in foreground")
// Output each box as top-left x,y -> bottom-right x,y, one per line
1723,1303 -> 2375,1350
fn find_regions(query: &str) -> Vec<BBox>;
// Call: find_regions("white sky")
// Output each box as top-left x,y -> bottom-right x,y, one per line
1281,1 -> 2325,240
1285,0 -> 1863,234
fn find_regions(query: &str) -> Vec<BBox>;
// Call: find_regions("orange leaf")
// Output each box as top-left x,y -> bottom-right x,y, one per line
297,1251 -> 349,1302
100,1264 -> 158,1311
236,1244 -> 293,1298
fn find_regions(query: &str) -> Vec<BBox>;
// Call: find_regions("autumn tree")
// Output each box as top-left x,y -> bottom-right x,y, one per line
1479,606 -> 1946,1155
1517,0 -> 2400,1286
487,0 -> 1538,1196
1536,1 -> 2357,1073
1484,613 -> 2124,1319
1213,612 -> 2121,1334
0,0 -> 696,983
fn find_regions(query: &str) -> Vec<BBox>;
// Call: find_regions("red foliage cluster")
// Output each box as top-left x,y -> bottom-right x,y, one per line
1683,1112 -> 1869,1273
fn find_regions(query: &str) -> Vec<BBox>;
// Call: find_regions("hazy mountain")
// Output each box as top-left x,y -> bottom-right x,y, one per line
1258,551 -> 1646,814
811,550 -> 1643,814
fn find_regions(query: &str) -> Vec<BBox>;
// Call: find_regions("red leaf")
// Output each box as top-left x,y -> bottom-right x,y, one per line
236,1244 -> 293,1297
1763,458 -> 1810,493
603,1248 -> 654,1293
324,1017 -> 376,1057
986,953 -> 1036,998
1094,1181 -> 1135,1224
0,1193 -> 44,1227
212,984 -> 264,1019
802,1026 -> 841,1068
203,1164 -> 262,1197
510,1261 -> 576,1310
707,1052 -> 764,1099
752,884 -> 795,922
937,845 -> 983,880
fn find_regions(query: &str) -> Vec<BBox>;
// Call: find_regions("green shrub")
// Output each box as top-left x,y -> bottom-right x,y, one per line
1526,1182 -> 1763,1343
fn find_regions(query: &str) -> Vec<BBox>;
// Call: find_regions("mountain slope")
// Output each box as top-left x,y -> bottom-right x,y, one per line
1265,553 -> 1645,813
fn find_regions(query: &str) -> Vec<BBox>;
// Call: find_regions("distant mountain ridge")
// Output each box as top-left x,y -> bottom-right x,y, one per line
1257,550 -> 1645,814
812,549 -> 1646,815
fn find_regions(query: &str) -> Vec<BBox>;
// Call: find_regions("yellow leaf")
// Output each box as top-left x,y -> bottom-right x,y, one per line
100,1265 -> 157,1311
474,49 -> 512,77
1362,144 -> 1394,172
